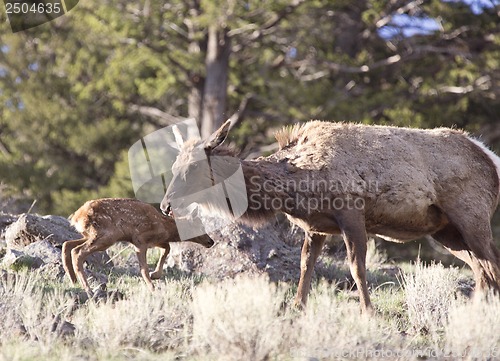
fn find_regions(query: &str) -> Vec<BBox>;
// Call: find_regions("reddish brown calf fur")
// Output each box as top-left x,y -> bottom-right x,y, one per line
63,198 -> 214,297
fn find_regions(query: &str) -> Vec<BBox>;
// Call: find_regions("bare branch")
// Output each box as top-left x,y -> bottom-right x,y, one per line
327,54 -> 402,73
128,104 -> 187,126
429,75 -> 492,95
410,45 -> 470,57
241,0 -> 308,42
244,142 -> 279,160
291,54 -> 403,76
291,41 -> 474,77
228,93 -> 253,129
0,138 -> 11,157
375,0 -> 425,28
165,21 -> 189,38
227,23 -> 259,37
298,70 -> 330,82
436,85 -> 474,94
262,0 -> 307,31
442,26 -> 470,40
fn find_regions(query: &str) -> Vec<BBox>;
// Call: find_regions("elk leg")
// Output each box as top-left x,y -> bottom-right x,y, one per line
337,211 -> 373,314
151,244 -> 170,280
136,245 -> 155,292
294,232 -> 326,309
62,238 -> 86,283
458,227 -> 500,294
433,220 -> 500,295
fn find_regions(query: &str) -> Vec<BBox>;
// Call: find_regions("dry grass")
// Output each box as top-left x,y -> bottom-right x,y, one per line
289,283 -> 406,360
73,282 -> 192,352
444,295 -> 500,360
191,275 -> 286,361
401,260 -> 463,336
365,238 -> 388,270
0,262 -> 499,361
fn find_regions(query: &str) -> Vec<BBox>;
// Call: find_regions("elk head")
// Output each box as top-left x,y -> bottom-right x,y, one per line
160,120 -> 232,218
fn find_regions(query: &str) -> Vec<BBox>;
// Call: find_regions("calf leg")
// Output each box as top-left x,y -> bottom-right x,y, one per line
150,244 -> 170,280
71,236 -> 113,297
62,238 -> 86,283
136,245 -> 155,292
294,233 -> 326,308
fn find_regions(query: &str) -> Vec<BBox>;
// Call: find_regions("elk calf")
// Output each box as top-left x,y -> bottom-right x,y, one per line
62,198 -> 214,296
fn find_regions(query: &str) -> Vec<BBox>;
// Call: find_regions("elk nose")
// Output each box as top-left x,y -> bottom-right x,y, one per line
161,203 -> 172,217
206,237 -> 215,248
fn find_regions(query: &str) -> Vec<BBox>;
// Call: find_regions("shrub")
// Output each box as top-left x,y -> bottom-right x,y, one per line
289,282 -> 404,359
402,261 -> 462,336
444,295 -> 500,360
191,275 -> 286,361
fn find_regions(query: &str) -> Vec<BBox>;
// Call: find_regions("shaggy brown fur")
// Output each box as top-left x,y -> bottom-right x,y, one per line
62,198 -> 214,297
162,120 -> 500,313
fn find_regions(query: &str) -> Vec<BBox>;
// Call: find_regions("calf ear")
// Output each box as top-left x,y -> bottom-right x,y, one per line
205,119 -> 231,151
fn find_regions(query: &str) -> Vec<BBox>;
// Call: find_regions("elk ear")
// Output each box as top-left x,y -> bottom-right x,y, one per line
172,125 -> 184,148
204,119 -> 231,151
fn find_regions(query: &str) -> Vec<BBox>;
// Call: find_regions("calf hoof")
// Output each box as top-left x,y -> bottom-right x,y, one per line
150,270 -> 163,280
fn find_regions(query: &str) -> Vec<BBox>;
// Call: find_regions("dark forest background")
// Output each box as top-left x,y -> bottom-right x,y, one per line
0,0 -> 499,216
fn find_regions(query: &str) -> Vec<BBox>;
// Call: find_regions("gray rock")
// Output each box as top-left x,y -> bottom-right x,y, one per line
165,221 -> 303,282
0,214 -> 17,248
24,239 -> 61,264
5,213 -> 81,249
0,213 -> 17,233
3,213 -> 112,271
51,315 -> 76,338
38,260 -> 67,280
2,248 -> 44,270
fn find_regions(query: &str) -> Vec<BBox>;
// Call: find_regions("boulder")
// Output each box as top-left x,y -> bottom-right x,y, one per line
0,213 -> 17,233
2,248 -> 44,270
5,213 -> 82,249
0,213 -> 17,248
3,213 -> 111,270
24,239 -> 62,264
1,212 -> 115,290
166,221 -> 306,282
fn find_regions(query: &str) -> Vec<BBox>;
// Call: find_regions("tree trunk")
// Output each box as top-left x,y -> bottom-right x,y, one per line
188,73 -> 204,124
200,25 -> 231,138
334,3 -> 367,58
185,10 -> 205,129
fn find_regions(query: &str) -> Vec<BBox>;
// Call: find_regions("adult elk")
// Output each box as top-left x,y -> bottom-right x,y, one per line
161,120 -> 500,313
